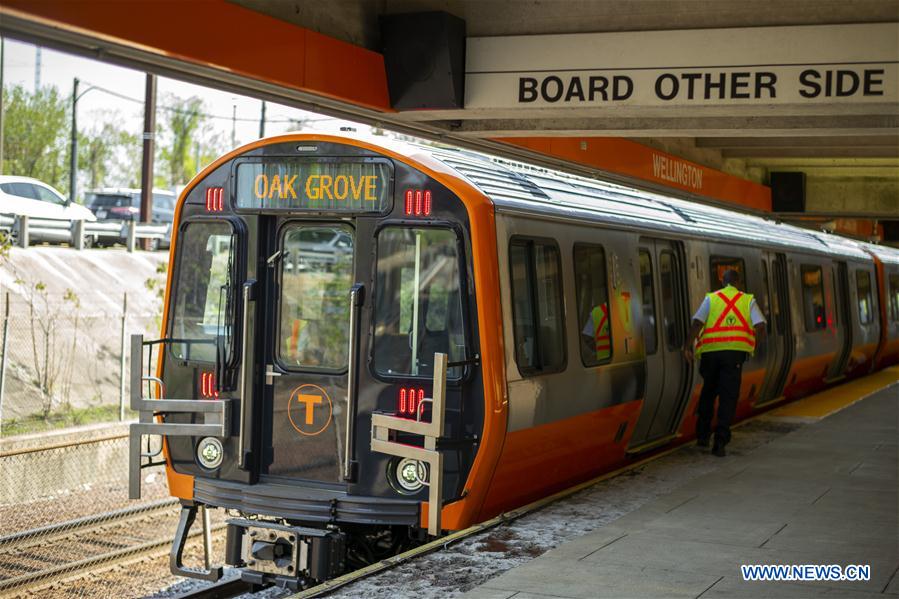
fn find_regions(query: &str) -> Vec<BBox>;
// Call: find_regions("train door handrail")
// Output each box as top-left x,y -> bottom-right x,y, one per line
128,334 -> 232,501
370,353 -> 447,536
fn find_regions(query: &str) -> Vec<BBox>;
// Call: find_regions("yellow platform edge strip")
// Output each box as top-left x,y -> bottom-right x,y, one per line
771,366 -> 899,419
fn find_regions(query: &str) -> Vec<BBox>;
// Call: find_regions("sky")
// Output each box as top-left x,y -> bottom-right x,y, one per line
2,37 -> 371,151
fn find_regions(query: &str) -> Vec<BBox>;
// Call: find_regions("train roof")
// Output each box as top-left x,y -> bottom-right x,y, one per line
861,241 -> 899,265
246,133 -> 898,263
418,144 -> 883,260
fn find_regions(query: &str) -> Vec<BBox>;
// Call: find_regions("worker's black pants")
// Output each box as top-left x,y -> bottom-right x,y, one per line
696,350 -> 747,446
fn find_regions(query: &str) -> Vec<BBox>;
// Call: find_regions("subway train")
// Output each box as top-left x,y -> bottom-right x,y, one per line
130,133 -> 899,588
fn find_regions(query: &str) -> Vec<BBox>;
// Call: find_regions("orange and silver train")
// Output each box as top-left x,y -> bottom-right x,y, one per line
129,134 -> 899,588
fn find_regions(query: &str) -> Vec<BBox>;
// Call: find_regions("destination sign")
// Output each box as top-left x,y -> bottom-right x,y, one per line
235,160 -> 391,212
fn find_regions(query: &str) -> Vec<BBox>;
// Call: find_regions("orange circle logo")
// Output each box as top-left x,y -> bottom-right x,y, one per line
287,384 -> 333,436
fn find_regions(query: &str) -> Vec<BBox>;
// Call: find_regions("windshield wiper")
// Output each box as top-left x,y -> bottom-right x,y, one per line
266,249 -> 283,267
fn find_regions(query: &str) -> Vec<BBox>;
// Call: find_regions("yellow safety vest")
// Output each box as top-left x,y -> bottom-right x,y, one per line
696,286 -> 756,356
591,304 -> 611,361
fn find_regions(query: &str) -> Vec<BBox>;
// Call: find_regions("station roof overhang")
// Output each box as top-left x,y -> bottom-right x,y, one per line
1,0 -> 896,242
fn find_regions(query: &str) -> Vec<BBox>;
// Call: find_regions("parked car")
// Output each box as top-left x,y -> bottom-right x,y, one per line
85,188 -> 176,249
0,175 -> 96,245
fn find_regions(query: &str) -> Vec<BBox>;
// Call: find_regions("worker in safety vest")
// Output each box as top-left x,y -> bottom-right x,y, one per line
683,269 -> 766,457
582,302 -> 611,362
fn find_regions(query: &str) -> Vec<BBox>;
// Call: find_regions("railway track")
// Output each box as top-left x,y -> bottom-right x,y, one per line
0,498 -> 223,597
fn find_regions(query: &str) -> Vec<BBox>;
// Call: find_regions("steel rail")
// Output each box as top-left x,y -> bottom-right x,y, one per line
0,498 -> 178,551
0,522 -> 227,594
173,576 -> 261,599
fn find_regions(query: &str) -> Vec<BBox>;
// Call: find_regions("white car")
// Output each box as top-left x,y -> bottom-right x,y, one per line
0,175 -> 96,244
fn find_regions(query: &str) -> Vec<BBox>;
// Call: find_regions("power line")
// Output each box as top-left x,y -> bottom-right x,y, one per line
77,80 -> 334,124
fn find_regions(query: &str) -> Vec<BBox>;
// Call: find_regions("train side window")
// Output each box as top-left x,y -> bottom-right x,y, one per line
890,274 -> 899,322
830,267 -> 838,327
573,243 -> 612,366
772,260 -> 786,333
659,251 -> 683,351
638,249 -> 658,355
709,256 -> 746,291
509,238 -> 566,375
856,269 -> 874,325
800,265 -> 827,331
169,221 -> 235,363
759,261 -> 772,331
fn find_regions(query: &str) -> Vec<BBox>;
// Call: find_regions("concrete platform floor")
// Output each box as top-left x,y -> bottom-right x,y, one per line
464,382 -> 898,599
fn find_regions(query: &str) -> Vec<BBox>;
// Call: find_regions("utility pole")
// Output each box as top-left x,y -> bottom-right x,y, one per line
69,78 -> 79,202
259,101 -> 266,138
34,46 -> 41,89
0,36 -> 5,174
231,103 -> 237,148
140,73 -> 156,250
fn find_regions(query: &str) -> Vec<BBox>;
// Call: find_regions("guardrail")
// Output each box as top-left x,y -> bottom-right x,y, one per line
0,213 -> 169,252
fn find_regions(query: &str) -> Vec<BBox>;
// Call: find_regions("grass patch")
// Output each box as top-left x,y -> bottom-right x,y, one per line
1,404 -> 137,437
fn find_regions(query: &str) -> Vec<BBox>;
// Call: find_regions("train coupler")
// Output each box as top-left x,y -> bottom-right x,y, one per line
225,519 -> 346,590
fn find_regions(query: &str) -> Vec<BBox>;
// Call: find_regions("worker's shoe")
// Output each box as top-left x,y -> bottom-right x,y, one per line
696,436 -> 710,448
711,439 -> 726,457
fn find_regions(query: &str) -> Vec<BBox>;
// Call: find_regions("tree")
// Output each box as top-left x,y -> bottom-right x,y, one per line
1,84 -> 69,193
155,95 -> 225,188
77,119 -> 140,191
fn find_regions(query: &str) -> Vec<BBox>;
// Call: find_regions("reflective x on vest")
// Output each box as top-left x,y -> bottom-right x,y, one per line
592,304 -> 611,360
697,288 -> 755,355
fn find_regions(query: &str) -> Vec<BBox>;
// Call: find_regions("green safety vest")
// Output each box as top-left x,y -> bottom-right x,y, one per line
591,304 -> 611,361
696,286 -> 756,356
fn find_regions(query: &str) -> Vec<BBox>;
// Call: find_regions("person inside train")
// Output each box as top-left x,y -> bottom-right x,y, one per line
581,301 -> 611,362
683,269 -> 766,457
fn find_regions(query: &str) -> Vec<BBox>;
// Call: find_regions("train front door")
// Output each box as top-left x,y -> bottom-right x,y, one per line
757,252 -> 794,405
629,238 -> 691,449
255,218 -> 369,484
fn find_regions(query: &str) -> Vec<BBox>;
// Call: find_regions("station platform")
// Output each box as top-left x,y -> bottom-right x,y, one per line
463,372 -> 899,599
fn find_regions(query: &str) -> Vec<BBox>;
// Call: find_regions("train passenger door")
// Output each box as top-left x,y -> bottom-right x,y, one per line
629,238 -> 691,450
757,252 -> 793,404
826,261 -> 853,380
256,218 -> 364,484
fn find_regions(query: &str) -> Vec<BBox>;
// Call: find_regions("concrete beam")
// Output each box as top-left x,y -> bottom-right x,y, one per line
445,115 -> 899,138
696,135 -> 899,148
723,147 -> 899,158
233,0 -> 899,48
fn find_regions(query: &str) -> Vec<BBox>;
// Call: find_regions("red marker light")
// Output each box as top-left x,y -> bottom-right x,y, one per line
205,187 -> 224,212
200,372 -> 219,399
397,386 -> 426,418
403,189 -> 432,217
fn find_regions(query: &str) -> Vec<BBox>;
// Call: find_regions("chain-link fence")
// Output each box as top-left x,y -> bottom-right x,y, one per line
0,291 -> 162,437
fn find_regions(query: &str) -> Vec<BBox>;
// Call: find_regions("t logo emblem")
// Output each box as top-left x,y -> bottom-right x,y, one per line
298,394 -> 322,425
287,384 -> 333,436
